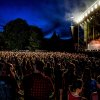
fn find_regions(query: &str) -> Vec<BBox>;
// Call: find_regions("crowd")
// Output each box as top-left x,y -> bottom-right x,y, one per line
0,51 -> 100,100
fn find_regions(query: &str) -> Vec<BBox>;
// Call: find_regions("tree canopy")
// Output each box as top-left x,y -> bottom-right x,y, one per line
2,18 -> 44,50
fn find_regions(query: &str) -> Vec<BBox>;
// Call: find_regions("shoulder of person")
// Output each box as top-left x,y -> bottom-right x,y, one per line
81,96 -> 88,100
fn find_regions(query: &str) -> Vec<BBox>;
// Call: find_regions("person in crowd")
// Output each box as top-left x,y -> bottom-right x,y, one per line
68,79 -> 84,100
23,59 -> 55,100
97,75 -> 100,100
44,62 -> 53,79
0,62 -> 18,100
82,68 -> 97,100
0,51 -> 100,100
54,63 -> 63,100
62,62 -> 77,100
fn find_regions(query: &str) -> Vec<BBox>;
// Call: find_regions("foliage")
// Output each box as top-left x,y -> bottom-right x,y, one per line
0,33 -> 5,50
28,25 -> 44,49
2,18 -> 44,50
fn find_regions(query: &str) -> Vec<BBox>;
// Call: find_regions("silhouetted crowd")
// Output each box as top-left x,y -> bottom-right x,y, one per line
0,51 -> 100,100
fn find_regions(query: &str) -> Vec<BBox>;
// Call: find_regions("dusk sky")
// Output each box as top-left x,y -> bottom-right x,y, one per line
0,0 -> 96,39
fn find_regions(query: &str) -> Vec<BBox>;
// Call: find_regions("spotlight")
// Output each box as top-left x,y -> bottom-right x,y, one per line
94,4 -> 98,9
87,19 -> 90,22
91,7 -> 94,12
90,17 -> 93,20
87,10 -> 90,14
98,1 -> 100,5
85,13 -> 88,17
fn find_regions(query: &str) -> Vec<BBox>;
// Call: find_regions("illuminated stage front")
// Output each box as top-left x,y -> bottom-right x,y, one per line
88,39 -> 100,50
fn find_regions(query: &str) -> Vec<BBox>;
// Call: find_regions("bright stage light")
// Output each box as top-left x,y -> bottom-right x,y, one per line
94,4 -> 98,9
90,17 -> 93,20
87,19 -> 90,22
91,7 -> 94,12
98,1 -> 100,5
74,0 -> 100,24
85,13 -> 88,17
75,18 -> 81,24
82,16 -> 84,20
78,16 -> 83,23
74,15 -> 84,24
76,19 -> 80,23
87,10 -> 90,14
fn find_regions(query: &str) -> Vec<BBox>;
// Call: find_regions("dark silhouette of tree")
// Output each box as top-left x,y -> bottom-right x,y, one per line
2,18 -> 44,50
2,18 -> 74,51
3,18 -> 30,50
29,25 -> 44,50
0,33 -> 5,50
29,25 -> 43,40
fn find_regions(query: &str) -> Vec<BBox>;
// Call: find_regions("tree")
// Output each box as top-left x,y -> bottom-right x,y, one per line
3,18 -> 44,50
28,25 -> 44,50
0,33 -> 5,50
3,18 -> 30,50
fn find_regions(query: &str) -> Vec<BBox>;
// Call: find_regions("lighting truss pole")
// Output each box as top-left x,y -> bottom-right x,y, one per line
93,17 -> 95,40
93,24 -> 95,40
78,24 -> 80,51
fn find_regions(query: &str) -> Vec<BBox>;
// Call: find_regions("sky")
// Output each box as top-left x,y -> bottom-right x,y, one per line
0,0 -> 96,39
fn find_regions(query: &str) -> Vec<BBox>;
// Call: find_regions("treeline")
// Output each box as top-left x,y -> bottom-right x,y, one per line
0,18 -> 44,50
0,18 -> 74,51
